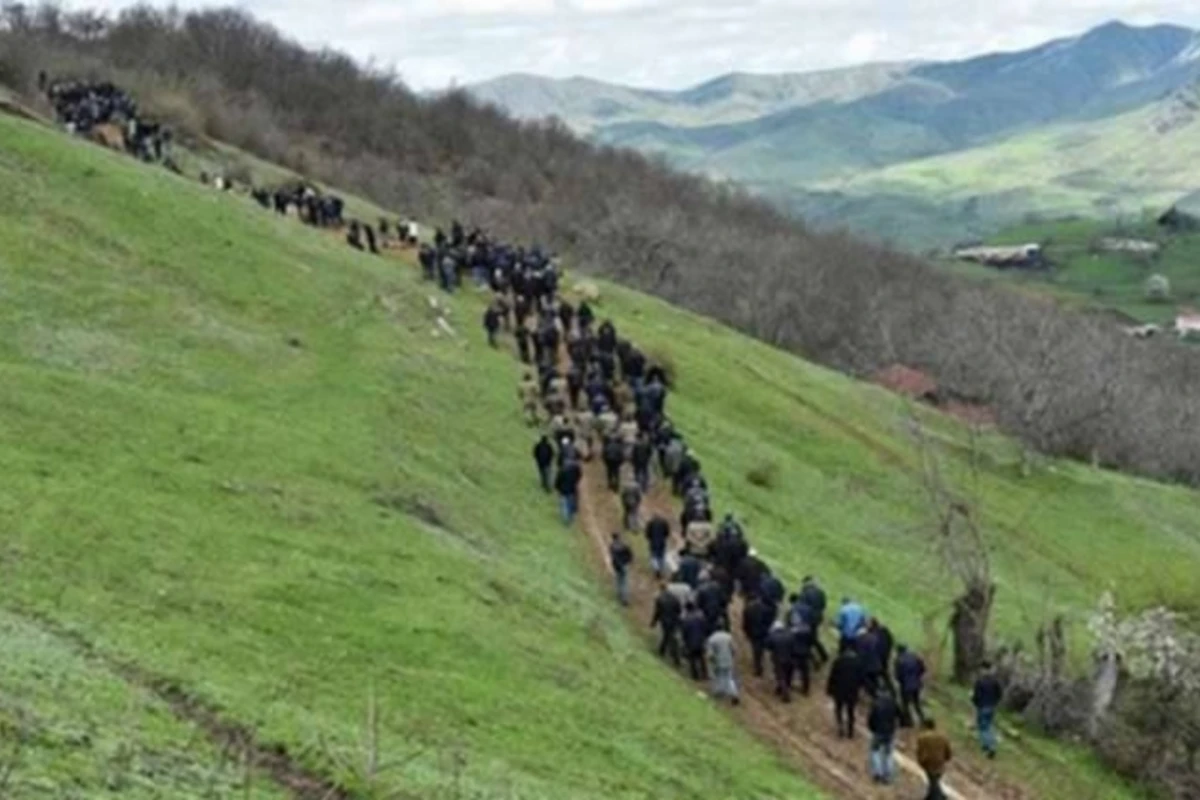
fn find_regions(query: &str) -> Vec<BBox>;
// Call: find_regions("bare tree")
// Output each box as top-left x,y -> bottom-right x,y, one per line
908,415 -> 995,684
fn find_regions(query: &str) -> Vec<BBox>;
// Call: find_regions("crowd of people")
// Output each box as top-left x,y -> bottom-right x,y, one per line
432,225 -> 1011,798
42,75 -> 172,164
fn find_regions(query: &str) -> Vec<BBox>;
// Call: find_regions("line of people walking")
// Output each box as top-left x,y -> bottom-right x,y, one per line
443,224 -> 1000,799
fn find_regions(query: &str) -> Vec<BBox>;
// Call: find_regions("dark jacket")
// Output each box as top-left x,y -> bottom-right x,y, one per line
856,631 -> 883,675
868,694 -> 900,738
800,583 -> 827,619
760,575 -> 786,609
695,580 -> 727,621
652,590 -> 682,630
645,517 -> 671,556
826,651 -> 864,702
766,625 -> 796,667
973,674 -> 1004,709
895,652 -> 926,694
533,439 -> 554,468
609,541 -> 633,574
736,556 -> 769,598
681,611 -> 708,653
632,439 -> 653,468
675,553 -> 703,588
741,597 -> 775,644
602,437 -> 625,467
875,623 -> 895,666
554,464 -> 582,496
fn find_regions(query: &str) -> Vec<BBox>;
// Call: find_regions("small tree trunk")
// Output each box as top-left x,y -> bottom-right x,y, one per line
1088,650 -> 1120,739
952,581 -> 996,684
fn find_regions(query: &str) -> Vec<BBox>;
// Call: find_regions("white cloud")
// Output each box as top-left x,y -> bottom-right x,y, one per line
61,0 -> 1200,90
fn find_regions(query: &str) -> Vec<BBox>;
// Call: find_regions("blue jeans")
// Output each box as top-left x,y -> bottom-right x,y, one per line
649,551 -> 666,577
559,493 -> 578,524
977,706 -> 998,754
869,734 -> 895,783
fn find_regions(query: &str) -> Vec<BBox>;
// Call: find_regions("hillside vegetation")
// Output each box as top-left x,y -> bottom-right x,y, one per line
8,8 -> 1200,535
8,98 -> 1196,797
0,111 -> 824,799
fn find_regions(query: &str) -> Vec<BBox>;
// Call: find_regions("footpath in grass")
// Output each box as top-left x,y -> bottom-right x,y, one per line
0,112 -> 820,798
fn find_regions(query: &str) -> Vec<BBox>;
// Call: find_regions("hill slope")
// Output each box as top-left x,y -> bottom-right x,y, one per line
0,111 -> 819,799
0,112 -> 1184,798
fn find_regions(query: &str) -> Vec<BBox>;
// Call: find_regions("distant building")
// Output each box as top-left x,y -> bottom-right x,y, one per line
1175,310 -> 1200,338
1158,193 -> 1200,232
952,243 -> 1044,270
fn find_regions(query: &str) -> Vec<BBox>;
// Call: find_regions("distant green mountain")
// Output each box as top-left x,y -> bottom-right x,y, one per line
468,21 -> 1200,247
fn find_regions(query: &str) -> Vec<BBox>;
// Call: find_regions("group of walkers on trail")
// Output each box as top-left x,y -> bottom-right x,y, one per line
434,223 -> 1009,798
42,74 -> 174,166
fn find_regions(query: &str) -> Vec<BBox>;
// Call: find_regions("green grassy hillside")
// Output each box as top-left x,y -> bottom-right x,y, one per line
818,96 -> 1200,247
937,217 -> 1200,325
0,112 -> 818,799
0,109 -> 1186,798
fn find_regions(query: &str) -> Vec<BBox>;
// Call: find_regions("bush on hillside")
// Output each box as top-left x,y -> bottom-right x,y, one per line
746,461 -> 779,490
1145,274 -> 1172,303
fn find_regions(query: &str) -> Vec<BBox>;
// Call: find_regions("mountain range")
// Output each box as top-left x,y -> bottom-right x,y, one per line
468,21 -> 1200,248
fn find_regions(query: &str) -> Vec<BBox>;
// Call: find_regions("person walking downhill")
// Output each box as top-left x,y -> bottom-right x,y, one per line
532,435 -> 554,493
620,479 -> 642,532
827,641 -> 864,739
867,688 -> 900,785
644,514 -> 671,579
765,621 -> 797,703
741,593 -> 775,678
800,576 -> 830,667
681,603 -> 709,681
973,661 -> 1004,759
917,718 -> 953,800
705,622 -> 740,706
555,460 -> 582,525
895,645 -> 927,727
650,581 -> 682,667
609,532 -> 634,606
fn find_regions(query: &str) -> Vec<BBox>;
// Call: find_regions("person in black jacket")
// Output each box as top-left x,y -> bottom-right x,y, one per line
827,642 -> 864,739
532,435 -> 554,492
791,615 -> 815,697
515,324 -> 532,364
555,461 -> 582,525
972,662 -> 1004,758
766,621 -> 797,703
644,515 -> 671,578
631,433 -> 653,492
695,576 -> 728,635
867,689 -> 900,785
609,533 -> 633,606
894,645 -> 927,727
869,618 -> 897,696
674,547 -> 703,589
681,603 -> 709,681
800,576 -> 830,667
742,594 -> 776,677
602,435 -> 624,492
650,581 -> 682,667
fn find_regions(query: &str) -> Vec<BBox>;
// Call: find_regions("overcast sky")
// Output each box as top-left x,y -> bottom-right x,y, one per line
75,1 -> 1200,90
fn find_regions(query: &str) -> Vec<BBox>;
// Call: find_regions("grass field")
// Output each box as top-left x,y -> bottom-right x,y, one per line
935,217 -> 1200,325
0,112 -> 819,799
0,109 -> 1189,798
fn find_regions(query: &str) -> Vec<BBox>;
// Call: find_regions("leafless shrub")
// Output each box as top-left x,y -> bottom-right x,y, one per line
745,461 -> 779,490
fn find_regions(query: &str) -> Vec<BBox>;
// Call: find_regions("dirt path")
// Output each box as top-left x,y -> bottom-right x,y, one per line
12,607 -> 351,800
576,462 -> 1030,800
